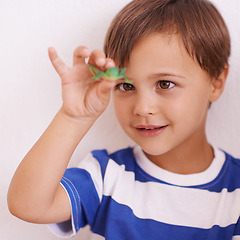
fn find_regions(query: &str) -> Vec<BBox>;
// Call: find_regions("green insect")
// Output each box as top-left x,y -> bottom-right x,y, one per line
88,65 -> 132,83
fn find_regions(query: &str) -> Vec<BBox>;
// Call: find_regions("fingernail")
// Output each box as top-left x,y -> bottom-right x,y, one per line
107,62 -> 115,68
97,58 -> 106,66
83,48 -> 91,55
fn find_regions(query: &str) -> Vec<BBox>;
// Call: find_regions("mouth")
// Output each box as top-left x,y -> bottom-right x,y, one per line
135,125 -> 168,137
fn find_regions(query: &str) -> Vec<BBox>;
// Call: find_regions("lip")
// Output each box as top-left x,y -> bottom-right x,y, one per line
134,125 -> 168,137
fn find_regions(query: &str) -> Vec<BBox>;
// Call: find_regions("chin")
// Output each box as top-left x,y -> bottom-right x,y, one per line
138,143 -> 170,157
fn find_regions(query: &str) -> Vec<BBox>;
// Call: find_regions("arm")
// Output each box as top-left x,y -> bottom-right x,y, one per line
7,46 -> 116,224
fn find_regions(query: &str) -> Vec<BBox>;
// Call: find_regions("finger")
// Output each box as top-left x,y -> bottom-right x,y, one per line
97,79 -> 116,103
105,58 -> 115,69
48,47 -> 69,77
73,46 -> 91,66
88,49 -> 106,69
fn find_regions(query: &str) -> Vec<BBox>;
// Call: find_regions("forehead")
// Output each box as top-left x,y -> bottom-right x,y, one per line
130,33 -> 187,63
126,33 -> 209,80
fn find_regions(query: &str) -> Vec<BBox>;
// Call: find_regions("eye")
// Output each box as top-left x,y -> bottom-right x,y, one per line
156,81 -> 175,89
116,83 -> 135,91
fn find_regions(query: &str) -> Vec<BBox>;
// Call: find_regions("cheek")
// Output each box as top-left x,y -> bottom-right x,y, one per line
113,96 -> 131,123
164,85 -> 207,115
171,90 -> 209,127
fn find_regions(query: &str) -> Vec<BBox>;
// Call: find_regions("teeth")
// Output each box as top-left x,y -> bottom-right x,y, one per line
138,126 -> 164,130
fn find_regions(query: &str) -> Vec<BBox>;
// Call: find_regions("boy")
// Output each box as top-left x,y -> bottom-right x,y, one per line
8,0 -> 240,239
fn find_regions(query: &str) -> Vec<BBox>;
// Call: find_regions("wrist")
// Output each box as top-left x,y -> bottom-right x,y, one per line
48,107 -> 97,146
58,106 -> 97,126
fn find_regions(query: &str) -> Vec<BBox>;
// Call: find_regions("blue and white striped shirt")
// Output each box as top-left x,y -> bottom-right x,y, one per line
50,146 -> 240,239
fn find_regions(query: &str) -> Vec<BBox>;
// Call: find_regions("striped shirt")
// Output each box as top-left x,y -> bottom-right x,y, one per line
50,146 -> 240,239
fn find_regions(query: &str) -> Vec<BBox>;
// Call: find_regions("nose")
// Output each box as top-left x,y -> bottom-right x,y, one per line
133,92 -> 158,117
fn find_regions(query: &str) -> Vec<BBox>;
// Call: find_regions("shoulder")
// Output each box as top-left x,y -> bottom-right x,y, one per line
92,147 -> 134,163
224,151 -> 240,165
223,151 -> 240,174
217,149 -> 240,192
91,147 -> 136,177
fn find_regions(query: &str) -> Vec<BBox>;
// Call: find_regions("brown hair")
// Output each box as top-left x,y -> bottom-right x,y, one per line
104,0 -> 231,78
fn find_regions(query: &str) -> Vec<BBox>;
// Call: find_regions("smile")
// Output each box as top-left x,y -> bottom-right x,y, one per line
141,127 -> 162,130
135,125 -> 168,137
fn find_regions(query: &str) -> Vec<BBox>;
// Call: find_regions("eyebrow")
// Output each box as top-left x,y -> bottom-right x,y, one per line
125,72 -> 186,83
149,72 -> 186,80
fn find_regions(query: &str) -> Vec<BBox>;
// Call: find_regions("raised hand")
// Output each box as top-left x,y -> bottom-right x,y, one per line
48,46 -> 116,120
8,46 -> 118,224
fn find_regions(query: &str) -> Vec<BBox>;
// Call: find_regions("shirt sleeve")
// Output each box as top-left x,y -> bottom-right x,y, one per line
233,218 -> 240,239
49,151 -> 108,237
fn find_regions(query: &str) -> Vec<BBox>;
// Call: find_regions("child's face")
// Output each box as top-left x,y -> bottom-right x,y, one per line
112,34 -> 214,158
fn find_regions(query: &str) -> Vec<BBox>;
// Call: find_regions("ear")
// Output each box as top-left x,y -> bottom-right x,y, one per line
209,65 -> 229,102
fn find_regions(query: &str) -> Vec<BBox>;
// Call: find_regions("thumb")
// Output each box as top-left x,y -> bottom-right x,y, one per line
97,80 -> 116,104
48,47 -> 68,77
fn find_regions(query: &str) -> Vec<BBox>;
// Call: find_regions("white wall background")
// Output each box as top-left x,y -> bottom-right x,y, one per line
0,0 -> 239,239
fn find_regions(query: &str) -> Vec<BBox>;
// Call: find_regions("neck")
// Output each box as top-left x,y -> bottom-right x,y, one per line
144,135 -> 214,175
